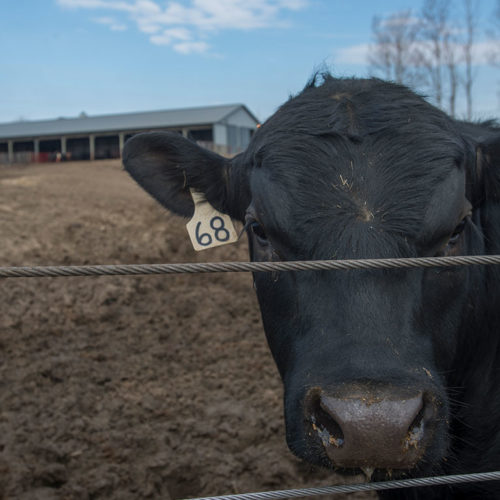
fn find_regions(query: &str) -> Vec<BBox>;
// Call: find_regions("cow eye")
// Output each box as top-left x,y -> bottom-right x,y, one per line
249,221 -> 268,243
448,217 -> 468,245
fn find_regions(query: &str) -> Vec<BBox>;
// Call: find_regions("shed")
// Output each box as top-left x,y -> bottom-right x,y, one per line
0,104 -> 259,163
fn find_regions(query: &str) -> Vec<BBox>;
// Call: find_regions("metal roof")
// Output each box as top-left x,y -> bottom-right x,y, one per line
0,104 -> 259,140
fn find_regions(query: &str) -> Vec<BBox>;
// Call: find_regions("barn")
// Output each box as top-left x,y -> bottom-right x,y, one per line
0,104 -> 259,163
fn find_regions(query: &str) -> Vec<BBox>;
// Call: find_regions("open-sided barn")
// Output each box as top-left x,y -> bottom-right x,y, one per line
0,104 -> 259,163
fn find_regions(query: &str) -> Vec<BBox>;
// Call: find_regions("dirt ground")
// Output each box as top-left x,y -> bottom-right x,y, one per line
0,160 -> 373,499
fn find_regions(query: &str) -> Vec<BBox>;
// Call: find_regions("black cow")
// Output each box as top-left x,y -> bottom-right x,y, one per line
123,75 -> 500,499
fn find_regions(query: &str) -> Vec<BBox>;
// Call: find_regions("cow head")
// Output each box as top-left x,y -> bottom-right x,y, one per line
123,76 -> 500,481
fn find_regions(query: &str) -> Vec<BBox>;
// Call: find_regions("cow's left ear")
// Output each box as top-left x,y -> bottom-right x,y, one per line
473,134 -> 500,204
123,132 -> 247,221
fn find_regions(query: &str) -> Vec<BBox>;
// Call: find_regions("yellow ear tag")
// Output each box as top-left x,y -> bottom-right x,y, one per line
186,189 -> 238,251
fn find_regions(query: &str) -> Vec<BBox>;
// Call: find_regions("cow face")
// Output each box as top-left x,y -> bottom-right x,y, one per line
123,76 -> 500,481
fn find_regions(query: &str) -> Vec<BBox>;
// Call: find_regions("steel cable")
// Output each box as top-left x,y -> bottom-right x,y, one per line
2,254 -> 500,279
182,471 -> 500,500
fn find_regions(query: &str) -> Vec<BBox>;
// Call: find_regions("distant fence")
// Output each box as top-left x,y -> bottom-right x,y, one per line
0,141 -> 237,165
0,152 -> 77,165
0,152 -> 34,164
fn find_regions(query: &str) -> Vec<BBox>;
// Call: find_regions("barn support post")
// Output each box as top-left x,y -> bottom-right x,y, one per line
7,141 -> 13,163
182,128 -> 189,138
34,139 -> 39,162
61,137 -> 67,155
89,134 -> 95,161
119,133 -> 125,157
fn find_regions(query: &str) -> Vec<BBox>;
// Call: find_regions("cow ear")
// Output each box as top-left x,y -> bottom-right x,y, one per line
123,131 -> 245,220
474,134 -> 500,204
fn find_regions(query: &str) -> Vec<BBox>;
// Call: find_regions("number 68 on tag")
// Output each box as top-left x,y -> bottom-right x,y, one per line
186,189 -> 238,251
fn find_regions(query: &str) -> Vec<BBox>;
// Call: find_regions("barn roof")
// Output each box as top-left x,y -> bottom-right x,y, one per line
0,104 -> 259,140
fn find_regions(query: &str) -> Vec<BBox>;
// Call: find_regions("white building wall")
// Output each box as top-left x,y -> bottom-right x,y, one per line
213,124 -> 228,146
225,108 -> 259,128
222,108 -> 258,153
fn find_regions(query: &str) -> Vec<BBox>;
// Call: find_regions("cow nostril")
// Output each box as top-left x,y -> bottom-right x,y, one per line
404,405 -> 426,451
307,391 -> 345,448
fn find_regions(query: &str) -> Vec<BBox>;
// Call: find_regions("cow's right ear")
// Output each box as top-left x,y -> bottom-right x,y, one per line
123,132 -> 247,220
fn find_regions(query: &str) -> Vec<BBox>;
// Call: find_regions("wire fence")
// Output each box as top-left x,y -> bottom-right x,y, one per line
2,254 -> 500,279
4,252 -> 500,497
182,471 -> 500,500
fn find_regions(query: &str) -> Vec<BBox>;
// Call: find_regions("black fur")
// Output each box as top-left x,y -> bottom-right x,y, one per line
123,76 -> 500,499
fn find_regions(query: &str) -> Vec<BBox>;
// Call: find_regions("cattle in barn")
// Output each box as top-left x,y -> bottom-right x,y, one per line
123,74 -> 500,499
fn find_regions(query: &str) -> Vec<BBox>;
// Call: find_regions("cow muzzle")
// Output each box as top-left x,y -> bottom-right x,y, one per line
305,385 -> 437,473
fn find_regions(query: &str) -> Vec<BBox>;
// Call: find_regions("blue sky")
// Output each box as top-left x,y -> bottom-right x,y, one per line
1,0 -> 498,124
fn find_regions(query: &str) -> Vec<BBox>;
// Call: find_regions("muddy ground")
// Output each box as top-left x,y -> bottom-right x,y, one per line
0,160 -> 372,499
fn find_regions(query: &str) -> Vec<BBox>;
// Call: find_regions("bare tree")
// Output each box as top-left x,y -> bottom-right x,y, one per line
443,25 -> 459,117
417,0 -> 450,108
463,0 -> 479,120
369,10 -> 422,87
487,0 -> 500,66
369,0 -> 481,118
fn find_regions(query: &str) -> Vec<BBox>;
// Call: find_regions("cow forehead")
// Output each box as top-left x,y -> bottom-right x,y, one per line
247,131 -> 463,259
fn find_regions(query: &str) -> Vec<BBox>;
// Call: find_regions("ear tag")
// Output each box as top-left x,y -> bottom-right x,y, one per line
186,189 -> 238,251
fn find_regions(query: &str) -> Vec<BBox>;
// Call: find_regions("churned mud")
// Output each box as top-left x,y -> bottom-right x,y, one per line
0,160 -> 373,499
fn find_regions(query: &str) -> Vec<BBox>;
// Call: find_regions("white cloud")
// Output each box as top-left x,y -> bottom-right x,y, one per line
173,41 -> 210,54
57,0 -> 306,54
473,40 -> 499,65
334,40 -> 500,67
136,20 -> 161,34
334,43 -> 370,65
93,16 -> 127,31
150,27 -> 192,45
381,14 -> 420,29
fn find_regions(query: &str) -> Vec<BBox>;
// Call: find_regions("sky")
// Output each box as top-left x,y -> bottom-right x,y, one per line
0,0 -> 499,124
